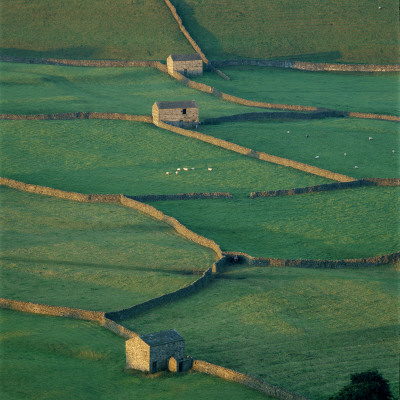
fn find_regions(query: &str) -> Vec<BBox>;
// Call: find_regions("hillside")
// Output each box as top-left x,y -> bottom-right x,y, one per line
1,0 -> 398,63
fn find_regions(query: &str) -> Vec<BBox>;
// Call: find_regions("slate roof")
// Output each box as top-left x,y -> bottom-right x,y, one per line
170,54 -> 202,61
139,329 -> 184,346
155,100 -> 198,109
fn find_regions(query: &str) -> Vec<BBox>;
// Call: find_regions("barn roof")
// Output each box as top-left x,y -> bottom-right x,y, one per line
155,100 -> 198,109
170,54 -> 202,61
139,329 -> 183,346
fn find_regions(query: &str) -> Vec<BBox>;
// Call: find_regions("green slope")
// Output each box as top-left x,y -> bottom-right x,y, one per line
0,0 -> 193,60
171,0 -> 399,63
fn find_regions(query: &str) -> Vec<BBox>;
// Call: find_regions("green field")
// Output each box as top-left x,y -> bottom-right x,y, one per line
123,264 -> 399,400
171,0 -> 399,63
0,62 -> 262,118
0,309 -> 272,400
200,118 -> 399,179
0,0 -> 193,60
194,67 -> 399,115
148,187 -> 399,259
0,186 -> 215,311
0,119 -> 329,196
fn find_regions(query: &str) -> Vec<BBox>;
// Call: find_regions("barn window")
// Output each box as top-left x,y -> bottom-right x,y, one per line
182,109 -> 187,114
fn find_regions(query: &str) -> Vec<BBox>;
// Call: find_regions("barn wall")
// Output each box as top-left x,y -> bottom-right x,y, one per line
169,59 -> 203,76
158,107 -> 199,123
150,341 -> 185,372
126,337 -> 150,371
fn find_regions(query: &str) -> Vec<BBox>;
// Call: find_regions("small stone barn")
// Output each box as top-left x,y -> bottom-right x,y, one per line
152,100 -> 199,128
126,329 -> 192,373
167,54 -> 203,76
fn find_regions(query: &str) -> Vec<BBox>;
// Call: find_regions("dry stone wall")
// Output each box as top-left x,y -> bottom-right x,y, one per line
211,59 -> 400,73
127,192 -> 233,202
223,251 -> 400,268
192,360 -> 309,400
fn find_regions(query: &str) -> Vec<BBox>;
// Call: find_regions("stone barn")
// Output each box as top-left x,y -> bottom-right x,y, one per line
167,54 -> 203,76
126,329 -> 192,373
152,100 -> 199,128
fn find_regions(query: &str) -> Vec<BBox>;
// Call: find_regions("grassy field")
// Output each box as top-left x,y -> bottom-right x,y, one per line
148,187 -> 400,259
0,0 -> 193,60
200,118 -> 399,179
122,264 -> 399,400
171,0 -> 399,63
0,62 -> 263,118
0,309 -> 272,400
0,119 -> 330,196
194,67 -> 399,116
0,186 -> 216,311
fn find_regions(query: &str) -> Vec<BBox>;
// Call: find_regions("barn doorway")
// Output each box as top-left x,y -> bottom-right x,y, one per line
182,108 -> 187,114
184,68 -> 187,74
151,361 -> 157,373
178,361 -> 183,372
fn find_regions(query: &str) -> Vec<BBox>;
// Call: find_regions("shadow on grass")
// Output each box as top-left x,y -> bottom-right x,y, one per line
0,256 -> 203,275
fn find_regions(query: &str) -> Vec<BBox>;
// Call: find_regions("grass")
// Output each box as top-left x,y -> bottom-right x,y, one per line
0,0 -> 194,60
171,0 -> 399,63
0,186 -> 216,311
0,62 -> 264,118
0,119 -> 330,196
0,309 -> 273,400
148,187 -> 400,259
194,68 -> 400,116
199,118 -> 400,179
122,264 -> 400,400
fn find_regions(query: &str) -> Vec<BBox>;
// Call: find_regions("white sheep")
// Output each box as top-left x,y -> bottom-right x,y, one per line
287,130 -> 290,134
165,172 -> 170,175
175,171 -> 179,175
183,167 -> 188,171
191,167 -> 195,170
354,166 -> 359,169
208,167 -> 213,171
315,156 -> 320,159
392,149 -> 395,153
344,153 -> 347,156
368,137 -> 373,140
177,168 -> 181,171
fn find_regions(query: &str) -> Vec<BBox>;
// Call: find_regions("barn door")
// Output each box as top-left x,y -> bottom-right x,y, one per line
151,361 -> 157,373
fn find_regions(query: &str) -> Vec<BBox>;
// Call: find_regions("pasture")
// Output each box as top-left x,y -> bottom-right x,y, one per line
148,187 -> 400,259
0,0 -> 193,60
0,186 -> 215,311
199,118 -> 399,179
0,62 -> 261,118
171,0 -> 399,63
0,309 -> 271,400
123,264 -> 399,400
0,119 -> 329,196
194,67 -> 399,116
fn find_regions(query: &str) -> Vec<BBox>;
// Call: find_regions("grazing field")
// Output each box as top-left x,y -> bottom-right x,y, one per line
171,0 -> 399,63
0,119 -> 330,196
123,264 -> 399,400
194,68 -> 400,116
200,118 -> 399,179
0,62 -> 262,118
0,0 -> 193,60
0,186 -> 215,311
0,309 -> 272,400
148,187 -> 400,259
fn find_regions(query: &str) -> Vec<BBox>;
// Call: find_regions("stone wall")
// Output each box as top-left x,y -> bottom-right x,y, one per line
154,120 -> 356,182
126,192 -> 233,202
223,251 -> 400,269
105,267 -> 213,321
211,59 -> 400,73
192,359 -> 309,400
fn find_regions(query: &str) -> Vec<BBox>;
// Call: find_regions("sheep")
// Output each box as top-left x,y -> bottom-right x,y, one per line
344,153 -> 347,156
306,134 -> 310,138
392,150 -> 395,153
354,166 -> 359,169
287,130 -> 290,134
208,167 -> 213,171
368,137 -> 373,140
315,156 -> 320,159
175,171 -> 179,175
191,167 -> 195,170
165,172 -> 170,175
177,168 -> 181,171
183,167 -> 189,171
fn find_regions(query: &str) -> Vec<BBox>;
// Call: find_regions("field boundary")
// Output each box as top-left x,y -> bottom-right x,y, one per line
210,59 -> 400,73
127,192 -> 233,202
154,120 -> 356,182
223,251 -> 400,268
193,359 -> 309,400
250,178 -> 400,198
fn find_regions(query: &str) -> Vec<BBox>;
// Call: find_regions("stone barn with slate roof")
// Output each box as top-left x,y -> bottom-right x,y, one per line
126,329 -> 192,373
152,100 -> 199,128
167,54 -> 203,76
